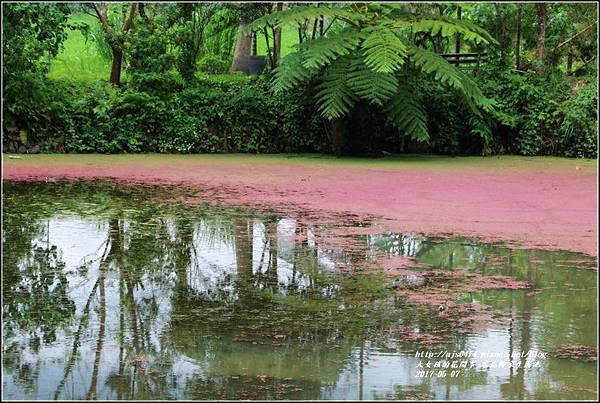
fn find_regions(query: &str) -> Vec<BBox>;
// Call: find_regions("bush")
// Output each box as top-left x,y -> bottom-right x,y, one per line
3,74 -> 80,151
3,68 -> 596,158
197,54 -> 230,74
474,66 -> 597,157
556,82 -> 598,158
3,73 -> 327,154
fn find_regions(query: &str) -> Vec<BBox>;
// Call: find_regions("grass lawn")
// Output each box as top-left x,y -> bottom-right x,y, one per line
49,13 -> 301,82
48,13 -> 112,82
256,25 -> 299,58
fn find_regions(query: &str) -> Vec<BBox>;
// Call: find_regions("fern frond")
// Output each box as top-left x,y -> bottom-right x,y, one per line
396,15 -> 496,45
346,58 -> 398,105
272,52 -> 318,92
409,47 -> 488,105
301,29 -> 365,69
243,6 -> 364,34
360,25 -> 408,73
384,82 -> 429,142
314,57 -> 356,119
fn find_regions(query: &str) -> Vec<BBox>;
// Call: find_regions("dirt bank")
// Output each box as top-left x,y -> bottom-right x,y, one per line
3,154 -> 597,257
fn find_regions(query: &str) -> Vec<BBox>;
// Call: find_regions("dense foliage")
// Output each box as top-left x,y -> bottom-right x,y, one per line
3,75 -> 325,154
245,4 -> 497,146
2,2 -> 597,158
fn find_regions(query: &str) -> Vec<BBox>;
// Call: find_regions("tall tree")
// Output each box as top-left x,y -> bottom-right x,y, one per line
2,3 -> 73,76
273,3 -> 284,67
89,2 -> 137,85
231,24 -> 253,72
535,3 -> 547,75
515,4 -> 522,70
230,3 -> 271,72
173,3 -> 217,81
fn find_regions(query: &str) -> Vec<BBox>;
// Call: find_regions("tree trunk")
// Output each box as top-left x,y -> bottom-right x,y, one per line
433,4 -> 445,53
273,3 -> 283,67
566,51 -> 573,75
231,23 -> 252,72
251,31 -> 257,56
536,3 -> 547,75
263,27 -> 273,69
234,218 -> 254,304
110,47 -> 123,85
273,27 -> 282,67
331,118 -> 345,156
266,220 -> 278,289
515,4 -> 522,70
455,6 -> 462,53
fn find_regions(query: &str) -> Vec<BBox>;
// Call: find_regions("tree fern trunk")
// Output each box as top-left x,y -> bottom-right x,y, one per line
331,118 -> 345,156
455,6 -> 462,53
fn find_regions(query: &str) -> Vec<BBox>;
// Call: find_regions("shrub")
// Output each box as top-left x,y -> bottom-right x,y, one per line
475,67 -> 597,157
3,74 -> 327,154
3,68 -> 596,158
556,82 -> 598,158
197,54 -> 230,74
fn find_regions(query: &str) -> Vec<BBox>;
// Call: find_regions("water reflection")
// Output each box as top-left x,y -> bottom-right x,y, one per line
2,181 -> 597,400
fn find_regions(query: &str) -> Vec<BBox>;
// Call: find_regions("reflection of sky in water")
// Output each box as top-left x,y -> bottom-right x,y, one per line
34,216 -> 332,303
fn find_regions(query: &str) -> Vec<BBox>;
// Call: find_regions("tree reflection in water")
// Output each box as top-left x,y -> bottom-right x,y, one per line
2,181 -> 597,400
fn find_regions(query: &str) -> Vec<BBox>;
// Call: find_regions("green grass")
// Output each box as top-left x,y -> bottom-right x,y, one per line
256,25 -> 299,58
48,9 -> 303,84
5,153 -> 596,173
48,13 -> 112,82
195,71 -> 252,83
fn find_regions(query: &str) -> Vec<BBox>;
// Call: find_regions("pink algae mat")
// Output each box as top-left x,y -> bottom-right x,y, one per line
4,155 -> 598,257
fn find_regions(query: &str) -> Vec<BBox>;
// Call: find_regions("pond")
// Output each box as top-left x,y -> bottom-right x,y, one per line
2,181 -> 597,400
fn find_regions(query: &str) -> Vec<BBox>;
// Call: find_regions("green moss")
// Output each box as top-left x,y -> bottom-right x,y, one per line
4,153 -> 596,173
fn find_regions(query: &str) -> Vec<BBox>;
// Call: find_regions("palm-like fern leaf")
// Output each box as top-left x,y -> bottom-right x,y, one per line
409,46 -> 490,106
243,6 -> 364,34
301,29 -> 365,69
249,4 -> 497,145
361,25 -> 408,73
272,52 -> 318,92
384,82 -> 429,142
346,58 -> 398,105
396,15 -> 495,45
314,57 -> 356,119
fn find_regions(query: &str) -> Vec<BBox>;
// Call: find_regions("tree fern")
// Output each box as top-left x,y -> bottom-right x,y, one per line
301,29 -> 365,69
346,58 -> 398,105
272,51 -> 317,92
384,82 -> 429,142
314,56 -> 356,119
243,6 -> 364,35
396,15 -> 496,45
408,46 -> 493,110
361,25 -> 407,72
248,4 -> 497,148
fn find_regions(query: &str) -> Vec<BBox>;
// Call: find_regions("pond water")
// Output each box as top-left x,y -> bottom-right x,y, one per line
2,181 -> 597,400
